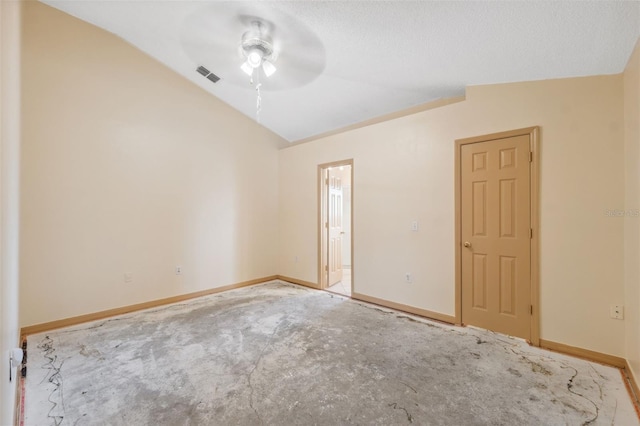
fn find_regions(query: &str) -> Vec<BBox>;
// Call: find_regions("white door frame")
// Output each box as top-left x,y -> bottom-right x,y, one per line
318,159 -> 354,291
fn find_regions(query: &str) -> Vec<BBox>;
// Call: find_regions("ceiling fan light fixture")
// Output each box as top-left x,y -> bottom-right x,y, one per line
247,48 -> 263,68
241,61 -> 254,76
238,20 -> 279,122
262,60 -> 276,77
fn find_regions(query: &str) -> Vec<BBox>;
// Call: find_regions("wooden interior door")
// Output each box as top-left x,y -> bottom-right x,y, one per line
461,134 -> 531,340
328,169 -> 343,286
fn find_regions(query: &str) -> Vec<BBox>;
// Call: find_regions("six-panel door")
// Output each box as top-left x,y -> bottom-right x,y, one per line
461,135 -> 532,340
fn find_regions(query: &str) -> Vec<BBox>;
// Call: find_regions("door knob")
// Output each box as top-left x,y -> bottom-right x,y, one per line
463,242 -> 472,248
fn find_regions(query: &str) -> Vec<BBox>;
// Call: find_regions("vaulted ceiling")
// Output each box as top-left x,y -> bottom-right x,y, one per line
40,1 -> 640,143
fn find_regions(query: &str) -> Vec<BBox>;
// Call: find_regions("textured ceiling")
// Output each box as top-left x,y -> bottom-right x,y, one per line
40,1 -> 640,143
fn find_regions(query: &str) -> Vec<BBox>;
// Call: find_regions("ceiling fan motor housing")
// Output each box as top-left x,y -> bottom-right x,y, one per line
241,22 -> 274,64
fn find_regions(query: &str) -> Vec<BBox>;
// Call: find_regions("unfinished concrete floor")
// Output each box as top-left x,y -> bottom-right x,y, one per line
25,281 -> 638,425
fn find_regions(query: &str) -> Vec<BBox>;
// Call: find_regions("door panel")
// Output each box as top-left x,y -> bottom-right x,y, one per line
499,256 -> 516,315
328,170 -> 343,286
472,181 -> 487,236
461,135 -> 531,339
500,179 -> 516,237
472,254 -> 487,310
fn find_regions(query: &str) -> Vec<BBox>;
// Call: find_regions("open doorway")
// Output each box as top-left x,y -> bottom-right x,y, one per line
319,160 -> 353,296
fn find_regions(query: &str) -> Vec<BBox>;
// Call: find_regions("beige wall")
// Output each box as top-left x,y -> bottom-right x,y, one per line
624,38 -> 640,389
18,0 -> 638,376
279,75 -> 626,357
20,2 -> 285,327
1,1 -> 22,423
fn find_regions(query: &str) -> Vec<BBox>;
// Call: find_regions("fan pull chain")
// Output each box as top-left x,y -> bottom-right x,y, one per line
255,72 -> 262,123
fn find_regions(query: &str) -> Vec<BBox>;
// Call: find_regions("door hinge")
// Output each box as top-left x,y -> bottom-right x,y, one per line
530,305 -> 533,315
529,152 -> 533,162
530,228 -> 533,239
325,265 -> 328,271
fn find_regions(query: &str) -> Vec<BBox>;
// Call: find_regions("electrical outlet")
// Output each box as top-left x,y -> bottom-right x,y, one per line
294,256 -> 299,263
411,221 -> 419,232
175,266 -> 182,275
610,305 -> 624,320
124,272 -> 133,283
405,272 -> 412,283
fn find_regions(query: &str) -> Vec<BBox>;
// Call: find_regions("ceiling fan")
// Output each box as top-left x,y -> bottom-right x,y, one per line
180,3 -> 326,92
239,21 -> 277,79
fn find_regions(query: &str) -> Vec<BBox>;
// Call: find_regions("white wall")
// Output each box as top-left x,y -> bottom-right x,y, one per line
20,2 -> 285,327
1,1 -> 21,424
624,38 -> 640,391
279,75 -> 626,357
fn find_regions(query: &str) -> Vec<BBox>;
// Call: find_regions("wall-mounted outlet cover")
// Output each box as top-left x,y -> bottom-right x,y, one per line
610,305 -> 624,320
